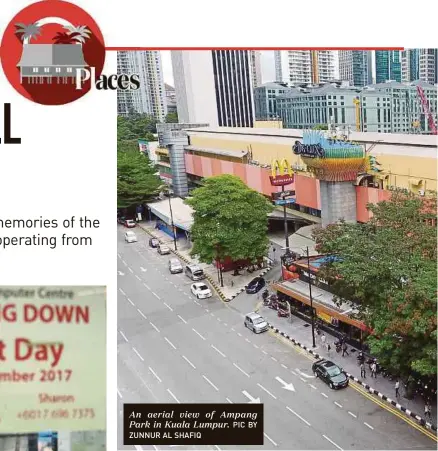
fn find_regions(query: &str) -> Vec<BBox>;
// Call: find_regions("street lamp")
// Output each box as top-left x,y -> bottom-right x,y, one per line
166,188 -> 178,251
306,246 -> 316,348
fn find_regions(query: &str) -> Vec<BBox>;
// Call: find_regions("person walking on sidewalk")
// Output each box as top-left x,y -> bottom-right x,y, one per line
342,342 -> 349,357
360,362 -> 366,378
371,361 -> 377,378
424,402 -> 432,421
327,342 -> 331,356
395,380 -> 400,398
321,333 -> 326,346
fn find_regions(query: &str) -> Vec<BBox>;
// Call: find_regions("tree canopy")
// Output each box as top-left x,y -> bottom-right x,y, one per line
312,193 -> 437,377
185,175 -> 274,264
117,114 -> 157,142
165,112 -> 178,123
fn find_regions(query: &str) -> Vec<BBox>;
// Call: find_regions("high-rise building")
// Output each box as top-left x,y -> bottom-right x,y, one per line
339,51 -> 372,87
375,50 -> 401,83
401,49 -> 420,82
419,48 -> 437,85
254,82 -> 290,120
249,50 -> 262,88
117,51 -> 167,121
339,51 -> 354,85
164,83 -> 177,114
171,50 -> 255,128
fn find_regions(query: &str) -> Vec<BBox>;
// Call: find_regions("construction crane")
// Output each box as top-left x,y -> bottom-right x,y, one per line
353,97 -> 361,131
416,85 -> 437,135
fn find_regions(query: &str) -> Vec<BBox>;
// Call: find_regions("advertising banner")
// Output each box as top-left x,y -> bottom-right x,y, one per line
0,286 -> 106,433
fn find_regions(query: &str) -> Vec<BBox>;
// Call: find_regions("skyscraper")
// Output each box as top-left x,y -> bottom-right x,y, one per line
249,50 -> 262,88
339,51 -> 372,87
419,48 -> 437,85
401,49 -> 420,82
172,50 -> 254,127
117,51 -> 167,121
375,50 -> 401,83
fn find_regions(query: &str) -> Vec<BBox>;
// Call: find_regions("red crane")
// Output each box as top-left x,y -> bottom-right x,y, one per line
416,85 -> 437,135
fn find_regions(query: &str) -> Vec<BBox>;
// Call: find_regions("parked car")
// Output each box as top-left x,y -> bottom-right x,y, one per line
118,216 -> 126,224
245,277 -> 266,294
191,283 -> 212,299
149,237 -> 159,248
124,231 -> 137,243
124,219 -> 136,228
157,243 -> 171,255
244,312 -> 269,334
185,264 -> 205,281
168,258 -> 183,274
312,359 -> 349,390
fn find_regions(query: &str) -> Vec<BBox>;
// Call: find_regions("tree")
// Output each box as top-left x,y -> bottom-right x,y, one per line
313,124 -> 328,130
312,193 -> 437,378
117,114 -> 158,141
185,175 -> 273,269
15,23 -> 41,42
165,112 -> 178,123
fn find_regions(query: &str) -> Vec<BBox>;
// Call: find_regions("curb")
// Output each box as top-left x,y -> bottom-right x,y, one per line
268,324 -> 437,432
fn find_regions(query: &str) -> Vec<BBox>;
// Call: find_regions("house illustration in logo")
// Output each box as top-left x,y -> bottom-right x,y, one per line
15,22 -> 91,84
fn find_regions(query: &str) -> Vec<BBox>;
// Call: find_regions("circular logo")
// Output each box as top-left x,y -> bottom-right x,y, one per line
1,0 -> 106,105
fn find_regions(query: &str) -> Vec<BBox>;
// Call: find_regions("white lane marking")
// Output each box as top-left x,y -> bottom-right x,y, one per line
143,282 -> 150,290
262,350 -> 268,355
364,422 -> 374,430
245,338 -> 251,343
135,274 -> 141,281
226,398 -> 233,404
309,384 -> 317,390
254,344 -> 259,349
182,355 -> 196,369
214,446 -> 221,451
122,260 -> 127,266
150,322 -> 160,332
348,411 -> 357,418
129,267 -> 134,273
286,406 -> 311,426
299,377 -> 307,383
149,367 -> 162,383
119,288 -> 126,296
223,323 -> 228,326
127,297 -> 135,306
291,370 -> 298,375
271,357 -> 277,362
164,337 -> 177,350
281,364 -> 288,369
133,347 -> 144,362
152,446 -> 158,451
167,389 -> 180,403
137,308 -> 147,319
264,433 -> 278,447
217,317 -> 222,322
134,445 -> 143,451
152,292 -> 160,300
192,328 -> 206,340
117,388 -> 122,399
205,309 -> 209,313
323,435 -> 343,451
117,253 -> 121,258
257,383 -> 277,399
231,327 -> 235,331
334,401 -> 343,408
119,331 -> 128,342
211,312 -> 215,316
203,375 -> 219,391
233,363 -> 250,378
237,333 -> 242,337
164,302 -> 174,311
321,392 -> 328,398
194,300 -> 201,305
211,345 -> 226,358
177,315 -> 187,324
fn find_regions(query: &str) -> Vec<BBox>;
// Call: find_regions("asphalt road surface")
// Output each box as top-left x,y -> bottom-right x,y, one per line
117,225 -> 437,451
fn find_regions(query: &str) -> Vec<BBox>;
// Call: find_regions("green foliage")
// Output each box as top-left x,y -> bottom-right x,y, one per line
185,175 -> 274,264
117,114 -> 158,142
165,112 -> 178,123
313,192 -> 437,377
313,124 -> 328,130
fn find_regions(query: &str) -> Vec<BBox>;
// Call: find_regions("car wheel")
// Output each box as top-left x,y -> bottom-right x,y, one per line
329,382 -> 334,389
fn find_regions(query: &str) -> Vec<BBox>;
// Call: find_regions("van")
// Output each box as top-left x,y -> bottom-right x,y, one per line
185,264 -> 205,281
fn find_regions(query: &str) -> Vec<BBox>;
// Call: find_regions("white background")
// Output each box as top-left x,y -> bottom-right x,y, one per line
0,0 -> 437,449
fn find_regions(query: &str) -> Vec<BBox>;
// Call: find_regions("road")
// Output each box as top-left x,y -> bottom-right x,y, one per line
117,225 -> 437,450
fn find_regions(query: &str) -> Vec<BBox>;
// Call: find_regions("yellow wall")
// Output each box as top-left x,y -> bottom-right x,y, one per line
188,134 -> 437,192
254,120 -> 283,129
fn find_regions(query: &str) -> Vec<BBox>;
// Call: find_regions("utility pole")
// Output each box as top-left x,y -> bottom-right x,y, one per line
167,189 -> 178,251
282,185 -> 290,252
306,246 -> 316,348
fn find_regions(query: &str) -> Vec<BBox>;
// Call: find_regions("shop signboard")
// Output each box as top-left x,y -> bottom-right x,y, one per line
292,141 -> 325,158
269,159 -> 294,186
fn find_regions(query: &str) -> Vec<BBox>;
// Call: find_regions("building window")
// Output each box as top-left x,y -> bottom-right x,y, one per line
32,68 -> 38,73
56,68 -> 61,73
44,68 -> 50,73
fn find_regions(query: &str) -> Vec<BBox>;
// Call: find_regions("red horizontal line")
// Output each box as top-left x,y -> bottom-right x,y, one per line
106,46 -> 404,51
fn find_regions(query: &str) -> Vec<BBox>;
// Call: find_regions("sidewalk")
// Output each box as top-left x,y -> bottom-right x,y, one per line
137,221 -> 273,301
259,305 -> 437,431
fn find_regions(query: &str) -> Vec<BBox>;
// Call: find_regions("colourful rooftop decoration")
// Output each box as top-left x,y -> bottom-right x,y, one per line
293,130 -> 367,182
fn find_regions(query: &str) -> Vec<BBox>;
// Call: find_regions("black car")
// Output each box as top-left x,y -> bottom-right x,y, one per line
245,277 -> 266,294
312,359 -> 349,389
149,237 -> 159,248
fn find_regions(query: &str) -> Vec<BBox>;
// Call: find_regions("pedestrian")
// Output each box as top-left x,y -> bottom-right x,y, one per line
327,343 -> 331,355
371,362 -> 377,378
395,380 -> 400,398
231,280 -> 234,288
360,362 -> 366,378
342,342 -> 349,357
321,333 -> 326,346
424,403 -> 431,421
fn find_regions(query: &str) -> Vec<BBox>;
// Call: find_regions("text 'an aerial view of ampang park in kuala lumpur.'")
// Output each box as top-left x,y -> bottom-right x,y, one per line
117,49 -> 437,450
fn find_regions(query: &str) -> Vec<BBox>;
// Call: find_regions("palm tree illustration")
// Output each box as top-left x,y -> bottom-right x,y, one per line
15,23 -> 42,42
53,25 -> 92,44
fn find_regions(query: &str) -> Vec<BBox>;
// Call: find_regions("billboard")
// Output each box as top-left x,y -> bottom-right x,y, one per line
0,286 -> 106,433
269,159 -> 294,186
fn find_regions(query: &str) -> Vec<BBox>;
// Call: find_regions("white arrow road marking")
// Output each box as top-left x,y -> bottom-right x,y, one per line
295,368 -> 315,378
275,376 -> 296,392
286,407 -> 311,426
242,390 -> 261,403
140,267 -> 147,272
118,271 -> 125,276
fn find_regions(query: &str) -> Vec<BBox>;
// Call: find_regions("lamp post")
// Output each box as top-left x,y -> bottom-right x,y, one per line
167,188 -> 178,251
306,246 -> 316,348
282,185 -> 290,253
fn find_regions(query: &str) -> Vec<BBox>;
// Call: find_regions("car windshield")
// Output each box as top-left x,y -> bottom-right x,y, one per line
193,270 -> 203,276
198,285 -> 209,291
326,365 -> 342,377
171,260 -> 180,266
127,220 -> 134,224
127,232 -> 135,236
253,317 -> 265,325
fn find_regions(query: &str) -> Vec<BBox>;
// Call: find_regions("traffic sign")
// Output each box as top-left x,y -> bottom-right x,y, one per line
274,199 -> 296,205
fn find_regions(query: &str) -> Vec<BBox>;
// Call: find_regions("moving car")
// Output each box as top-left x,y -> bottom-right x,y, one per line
244,312 -> 269,334
168,258 -> 183,274
157,243 -> 171,255
312,359 -> 349,389
245,277 -> 266,294
191,283 -> 212,299
149,237 -> 159,248
118,216 -> 126,224
124,231 -> 137,243
124,219 -> 136,228
185,264 -> 205,281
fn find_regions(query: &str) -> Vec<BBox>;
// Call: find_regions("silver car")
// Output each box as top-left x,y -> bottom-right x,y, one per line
244,312 -> 269,334
168,258 -> 183,274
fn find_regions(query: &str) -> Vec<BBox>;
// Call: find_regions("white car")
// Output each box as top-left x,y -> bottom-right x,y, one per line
191,283 -> 212,299
124,231 -> 137,243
